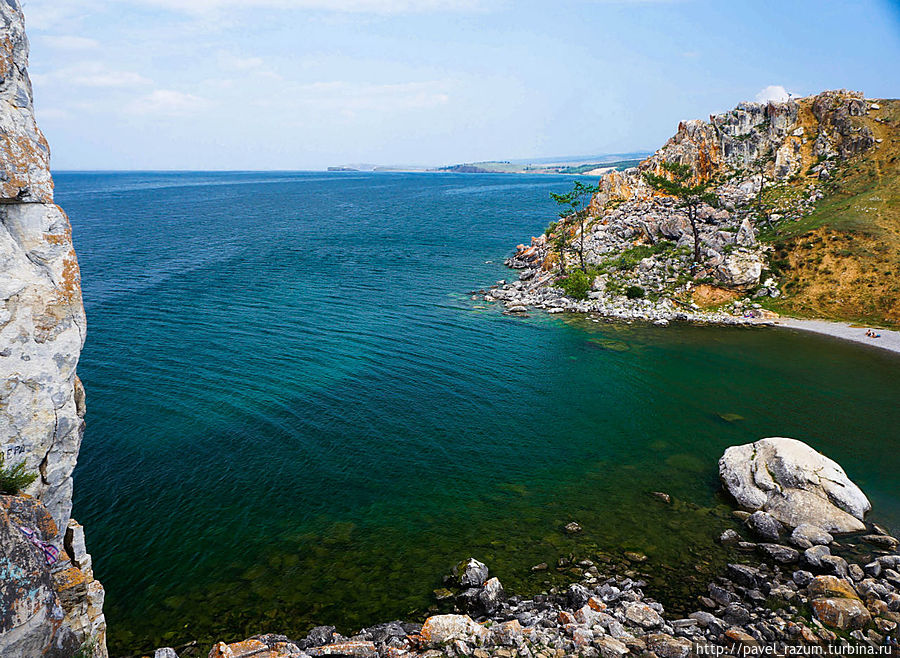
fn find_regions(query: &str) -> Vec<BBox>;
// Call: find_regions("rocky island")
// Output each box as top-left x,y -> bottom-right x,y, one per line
489,90 -> 898,329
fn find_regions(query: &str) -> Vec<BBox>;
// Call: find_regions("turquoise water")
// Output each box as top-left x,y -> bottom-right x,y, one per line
57,172 -> 900,655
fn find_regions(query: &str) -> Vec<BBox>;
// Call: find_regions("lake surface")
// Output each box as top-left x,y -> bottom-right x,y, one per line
57,171 -> 900,655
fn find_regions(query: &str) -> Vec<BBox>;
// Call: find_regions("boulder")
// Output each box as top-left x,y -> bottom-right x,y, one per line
808,575 -> 858,600
714,251 -> 762,289
718,438 -> 870,533
745,511 -> 783,541
453,558 -> 489,588
420,615 -> 489,647
757,543 -> 800,564
735,218 -> 757,247
476,577 -> 505,615
807,575 -> 869,631
594,636 -> 629,658
491,620 -> 523,646
790,524 -> 833,548
811,598 -> 871,631
803,545 -> 832,570
567,583 -> 592,609
645,633 -> 693,658
623,602 -> 663,629
301,626 -> 335,648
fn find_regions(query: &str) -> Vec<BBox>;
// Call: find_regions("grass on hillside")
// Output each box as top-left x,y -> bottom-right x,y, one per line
759,98 -> 900,328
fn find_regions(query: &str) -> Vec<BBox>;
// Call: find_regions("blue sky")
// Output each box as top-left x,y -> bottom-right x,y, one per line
22,0 -> 900,170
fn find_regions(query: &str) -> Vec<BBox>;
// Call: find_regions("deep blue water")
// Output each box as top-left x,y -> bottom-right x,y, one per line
56,171 -> 900,655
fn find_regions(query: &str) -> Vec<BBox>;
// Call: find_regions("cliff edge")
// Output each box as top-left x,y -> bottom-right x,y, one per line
0,1 -> 106,656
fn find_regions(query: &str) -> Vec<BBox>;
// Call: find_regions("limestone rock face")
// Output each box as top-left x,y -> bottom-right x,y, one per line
0,1 -> 52,203
1,201 -> 86,531
0,1 -> 104,655
719,438 -> 870,533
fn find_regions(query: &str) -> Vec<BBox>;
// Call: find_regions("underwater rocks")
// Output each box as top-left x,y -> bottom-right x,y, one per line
719,437 -> 871,533
192,437 -> 900,658
198,530 -> 900,658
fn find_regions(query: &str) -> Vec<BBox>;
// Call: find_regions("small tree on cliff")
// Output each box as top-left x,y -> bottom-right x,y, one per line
549,180 -> 601,273
643,161 -> 716,271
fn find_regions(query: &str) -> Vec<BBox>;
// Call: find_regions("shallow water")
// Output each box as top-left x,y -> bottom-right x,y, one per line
57,171 -> 900,655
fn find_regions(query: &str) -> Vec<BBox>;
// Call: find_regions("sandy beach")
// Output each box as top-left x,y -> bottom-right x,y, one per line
774,318 -> 900,356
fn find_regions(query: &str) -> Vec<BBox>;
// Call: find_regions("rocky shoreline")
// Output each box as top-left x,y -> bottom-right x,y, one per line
172,439 -> 900,658
475,273 -> 776,326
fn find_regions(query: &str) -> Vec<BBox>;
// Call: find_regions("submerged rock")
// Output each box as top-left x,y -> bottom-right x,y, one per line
719,437 -> 870,533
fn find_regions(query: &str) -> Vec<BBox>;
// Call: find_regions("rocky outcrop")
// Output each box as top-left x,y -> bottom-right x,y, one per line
718,437 -> 871,533
0,1 -> 105,656
0,4 -> 52,204
500,90 -> 877,323
0,496 -> 105,657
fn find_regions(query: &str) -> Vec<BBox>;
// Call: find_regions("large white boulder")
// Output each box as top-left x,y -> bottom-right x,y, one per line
719,438 -> 870,533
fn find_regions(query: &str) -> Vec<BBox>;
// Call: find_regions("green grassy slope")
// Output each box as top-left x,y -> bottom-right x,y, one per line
760,99 -> 900,327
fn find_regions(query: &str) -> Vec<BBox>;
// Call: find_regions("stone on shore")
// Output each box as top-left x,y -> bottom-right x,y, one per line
420,614 -> 489,647
745,511 -> 783,541
790,524 -> 833,548
623,602 -> 663,629
718,437 -> 870,533
454,558 -> 489,588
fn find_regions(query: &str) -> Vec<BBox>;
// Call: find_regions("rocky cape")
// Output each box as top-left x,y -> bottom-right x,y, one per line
0,1 -> 106,656
493,90 -> 887,326
160,438 -> 900,658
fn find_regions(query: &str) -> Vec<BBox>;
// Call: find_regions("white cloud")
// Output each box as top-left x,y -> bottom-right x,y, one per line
131,0 -> 488,12
127,89 -> 211,116
755,85 -> 792,103
36,35 -> 100,50
21,2 -> 88,30
218,53 -> 266,72
31,63 -> 151,88
77,71 -> 151,88
292,80 -> 452,113
35,107 -> 71,120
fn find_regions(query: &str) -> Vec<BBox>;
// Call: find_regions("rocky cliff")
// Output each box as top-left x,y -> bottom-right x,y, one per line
0,1 -> 106,656
499,90 -> 897,326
